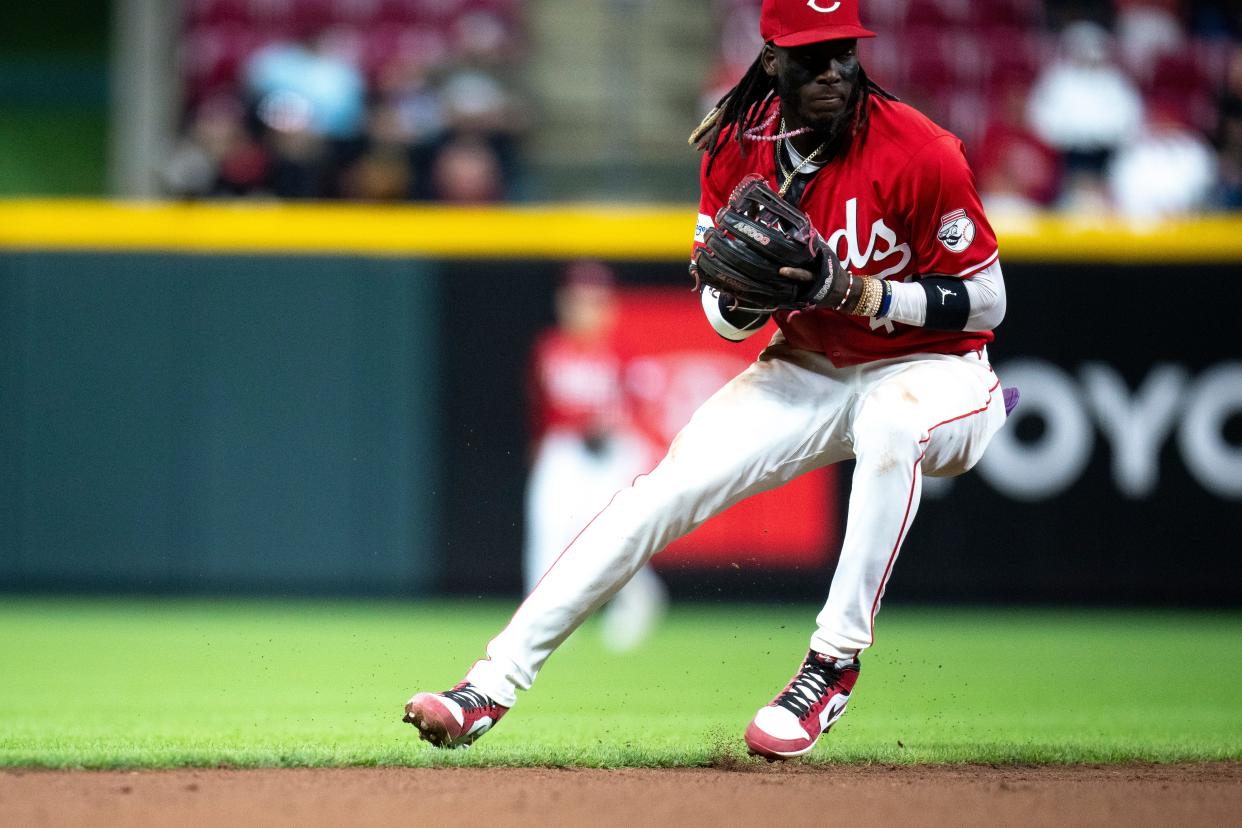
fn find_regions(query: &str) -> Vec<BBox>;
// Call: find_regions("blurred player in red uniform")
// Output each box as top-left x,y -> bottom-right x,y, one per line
524,261 -> 665,653
405,0 -> 1017,759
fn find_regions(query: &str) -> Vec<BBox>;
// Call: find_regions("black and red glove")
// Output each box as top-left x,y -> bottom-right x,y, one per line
691,174 -> 851,313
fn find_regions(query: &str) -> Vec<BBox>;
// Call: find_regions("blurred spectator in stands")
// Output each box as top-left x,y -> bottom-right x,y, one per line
437,64 -> 527,197
452,7 -> 520,70
171,1 -> 528,202
1115,1 -> 1185,76
378,63 -> 448,148
358,62 -> 449,201
976,72 -> 1061,217
242,32 -> 367,198
254,86 -> 333,197
1044,0 -> 1114,29
430,134 -> 504,203
1120,2 -> 1219,135
441,67 -> 520,138
244,33 -> 366,140
1216,47 -> 1242,208
339,100 -> 415,201
1108,103 -> 1216,221
438,4 -> 527,197
1189,0 -> 1242,38
163,94 -> 269,197
1059,170 -> 1115,216
1026,21 -> 1145,173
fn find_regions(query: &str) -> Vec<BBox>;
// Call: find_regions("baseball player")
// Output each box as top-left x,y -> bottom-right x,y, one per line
525,262 -> 666,653
404,0 -> 1017,760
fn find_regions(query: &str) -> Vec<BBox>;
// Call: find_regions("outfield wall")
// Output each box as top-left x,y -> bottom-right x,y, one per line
1,203 -> 1240,603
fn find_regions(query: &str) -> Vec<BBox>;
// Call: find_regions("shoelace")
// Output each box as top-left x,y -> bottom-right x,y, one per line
774,658 -> 843,720
442,685 -> 497,712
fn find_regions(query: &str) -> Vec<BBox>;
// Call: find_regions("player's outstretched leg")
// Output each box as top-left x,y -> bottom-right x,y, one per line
744,650 -> 860,761
403,682 -> 508,749
402,349 -> 854,748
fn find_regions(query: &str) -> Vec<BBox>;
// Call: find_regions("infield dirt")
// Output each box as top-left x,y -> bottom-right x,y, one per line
2,763 -> 1239,827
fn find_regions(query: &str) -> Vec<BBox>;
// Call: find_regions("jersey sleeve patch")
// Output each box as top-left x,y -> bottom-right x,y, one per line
936,209 -> 976,253
695,212 -> 714,244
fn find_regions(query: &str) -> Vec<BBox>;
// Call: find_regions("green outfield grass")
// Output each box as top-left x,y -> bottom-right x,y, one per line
1,597 -> 1239,768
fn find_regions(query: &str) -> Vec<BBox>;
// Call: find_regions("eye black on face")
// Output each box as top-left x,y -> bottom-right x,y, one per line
782,40 -> 859,79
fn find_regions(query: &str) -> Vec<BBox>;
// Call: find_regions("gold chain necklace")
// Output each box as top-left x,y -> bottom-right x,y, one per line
778,119 -> 828,197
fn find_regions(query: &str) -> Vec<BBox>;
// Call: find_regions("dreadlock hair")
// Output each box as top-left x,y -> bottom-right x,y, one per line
689,50 -> 898,177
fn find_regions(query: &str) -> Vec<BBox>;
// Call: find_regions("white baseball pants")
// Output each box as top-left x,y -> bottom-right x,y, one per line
469,337 -> 1008,707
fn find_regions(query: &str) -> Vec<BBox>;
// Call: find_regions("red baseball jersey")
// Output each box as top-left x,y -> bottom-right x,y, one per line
528,330 -> 629,443
694,95 -> 999,367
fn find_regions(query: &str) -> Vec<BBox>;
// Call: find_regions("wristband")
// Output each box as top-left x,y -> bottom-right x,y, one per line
877,279 -> 893,318
919,276 -> 971,330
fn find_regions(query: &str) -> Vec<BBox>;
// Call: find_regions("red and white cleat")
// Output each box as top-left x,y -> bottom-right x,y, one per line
744,650 -> 860,760
403,682 -> 509,749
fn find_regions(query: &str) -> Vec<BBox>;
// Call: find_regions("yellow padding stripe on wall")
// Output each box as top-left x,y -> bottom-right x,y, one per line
1,200 -> 1241,262
0,200 -> 693,260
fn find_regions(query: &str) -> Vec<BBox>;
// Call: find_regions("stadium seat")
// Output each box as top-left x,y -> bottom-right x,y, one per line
900,26 -> 954,96
974,0 -> 1042,27
863,0 -> 907,30
329,0 -> 384,25
187,0 -> 252,25
942,29 -> 987,89
183,24 -> 279,104
410,0 -> 471,24
282,0 -> 335,33
362,24 -> 451,77
1144,51 -> 1220,132
858,35 -> 905,90
981,26 -> 1046,86
942,88 -> 989,147
902,0 -> 962,28
246,0 -> 298,26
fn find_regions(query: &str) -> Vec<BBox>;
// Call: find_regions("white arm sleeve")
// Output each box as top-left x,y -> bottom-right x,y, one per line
881,259 -> 1007,332
700,286 -> 770,342
962,259 -> 1007,331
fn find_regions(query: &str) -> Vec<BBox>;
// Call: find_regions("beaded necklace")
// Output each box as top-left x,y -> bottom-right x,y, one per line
741,109 -> 811,143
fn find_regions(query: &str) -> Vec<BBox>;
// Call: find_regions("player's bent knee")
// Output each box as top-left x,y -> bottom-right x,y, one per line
922,431 -> 993,479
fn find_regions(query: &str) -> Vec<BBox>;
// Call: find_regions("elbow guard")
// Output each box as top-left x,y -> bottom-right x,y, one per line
920,277 -> 971,330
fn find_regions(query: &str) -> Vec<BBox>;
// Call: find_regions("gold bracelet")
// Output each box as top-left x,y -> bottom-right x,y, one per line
850,277 -> 882,317
866,279 -> 883,316
865,278 -> 883,316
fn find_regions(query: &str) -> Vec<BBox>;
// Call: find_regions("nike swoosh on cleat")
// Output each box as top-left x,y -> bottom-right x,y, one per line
818,695 -> 849,731
464,716 -> 493,739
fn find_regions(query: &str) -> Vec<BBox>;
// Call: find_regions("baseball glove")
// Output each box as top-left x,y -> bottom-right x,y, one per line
692,174 -> 848,313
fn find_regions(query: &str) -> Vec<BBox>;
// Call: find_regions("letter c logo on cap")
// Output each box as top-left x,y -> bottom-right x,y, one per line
807,1 -> 841,12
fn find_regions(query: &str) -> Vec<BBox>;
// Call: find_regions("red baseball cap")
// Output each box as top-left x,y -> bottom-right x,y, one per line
760,0 -> 876,47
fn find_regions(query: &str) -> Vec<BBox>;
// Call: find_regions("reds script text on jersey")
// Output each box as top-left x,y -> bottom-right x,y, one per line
695,95 -> 999,366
